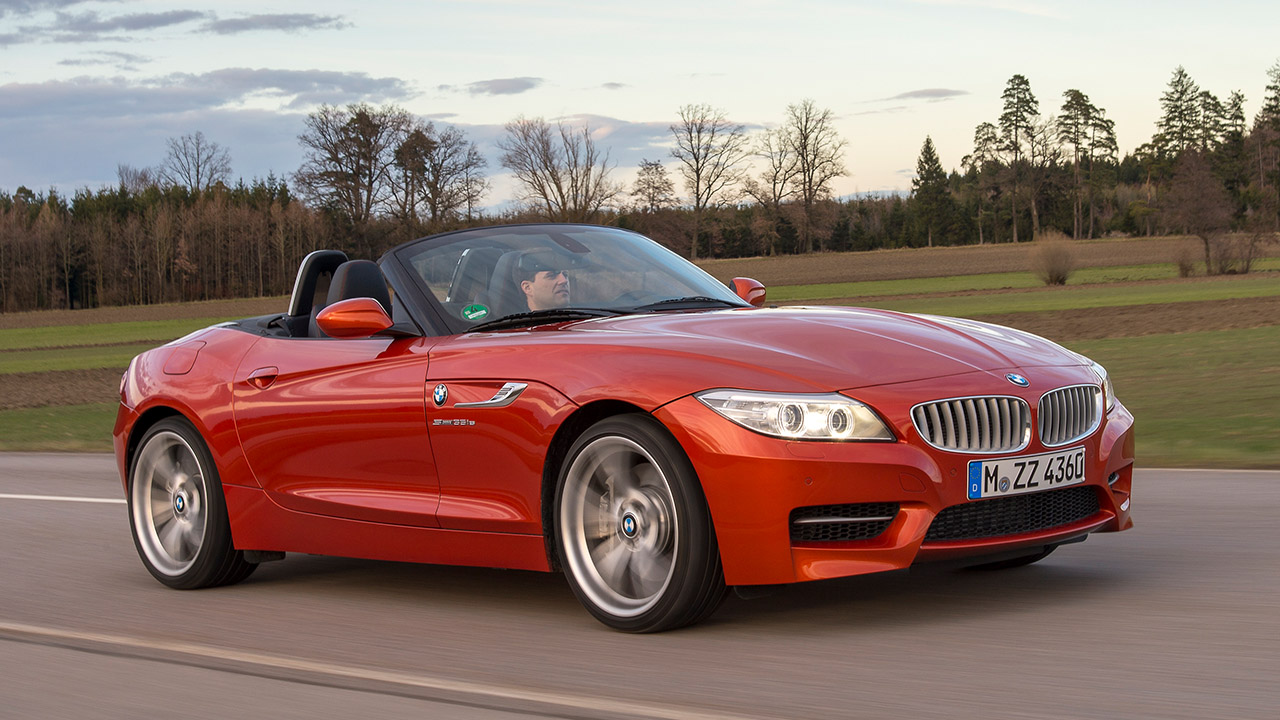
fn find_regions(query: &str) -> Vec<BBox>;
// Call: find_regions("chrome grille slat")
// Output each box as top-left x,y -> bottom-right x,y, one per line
1039,384 -> 1102,447
912,396 -> 1030,453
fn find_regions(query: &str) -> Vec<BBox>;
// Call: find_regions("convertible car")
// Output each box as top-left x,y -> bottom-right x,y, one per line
115,223 -> 1134,632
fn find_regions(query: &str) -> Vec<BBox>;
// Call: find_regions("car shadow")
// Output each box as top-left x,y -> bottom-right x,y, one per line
235,548 -> 1132,633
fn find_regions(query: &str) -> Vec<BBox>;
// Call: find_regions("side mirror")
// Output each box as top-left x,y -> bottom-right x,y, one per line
315,297 -> 394,338
729,277 -> 767,308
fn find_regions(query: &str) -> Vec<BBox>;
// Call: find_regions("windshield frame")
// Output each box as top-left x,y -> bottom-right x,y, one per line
381,223 -> 749,336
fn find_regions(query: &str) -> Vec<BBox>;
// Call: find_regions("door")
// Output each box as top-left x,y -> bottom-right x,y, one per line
232,335 -> 441,527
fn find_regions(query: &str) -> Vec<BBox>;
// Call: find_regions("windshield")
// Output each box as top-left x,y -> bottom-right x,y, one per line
393,224 -> 747,332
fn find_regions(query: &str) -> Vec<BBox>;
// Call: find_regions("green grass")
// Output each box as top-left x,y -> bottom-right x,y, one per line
0,318 -> 232,351
0,343 -> 154,374
1070,326 -> 1280,468
851,272 -> 1280,317
0,402 -> 118,452
769,259 -> 1280,302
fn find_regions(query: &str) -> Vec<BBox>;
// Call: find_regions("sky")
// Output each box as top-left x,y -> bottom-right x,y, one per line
2,0 -> 1278,209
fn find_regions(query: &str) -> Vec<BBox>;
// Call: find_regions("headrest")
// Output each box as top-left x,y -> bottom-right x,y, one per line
327,260 -> 391,316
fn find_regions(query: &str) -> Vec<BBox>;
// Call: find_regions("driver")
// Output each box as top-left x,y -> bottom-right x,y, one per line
515,249 -> 572,311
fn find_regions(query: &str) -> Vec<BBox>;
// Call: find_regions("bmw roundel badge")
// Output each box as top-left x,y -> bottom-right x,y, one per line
432,384 -> 448,406
1005,373 -> 1030,387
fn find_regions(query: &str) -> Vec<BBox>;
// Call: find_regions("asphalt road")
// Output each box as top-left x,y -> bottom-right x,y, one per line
1,453 -> 1277,719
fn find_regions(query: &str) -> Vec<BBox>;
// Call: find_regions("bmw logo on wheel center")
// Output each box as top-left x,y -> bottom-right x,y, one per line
432,384 -> 448,406
1005,373 -> 1030,387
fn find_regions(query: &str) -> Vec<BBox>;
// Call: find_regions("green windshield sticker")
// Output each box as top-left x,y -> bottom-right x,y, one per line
462,304 -> 490,321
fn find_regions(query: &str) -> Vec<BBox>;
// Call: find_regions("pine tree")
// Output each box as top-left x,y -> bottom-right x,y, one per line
999,74 -> 1038,242
1260,60 -> 1280,130
911,136 -> 950,247
1060,89 -> 1096,238
1198,90 -> 1225,152
1157,66 -> 1202,157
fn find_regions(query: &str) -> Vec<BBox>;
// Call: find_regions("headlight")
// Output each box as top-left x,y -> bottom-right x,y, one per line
695,389 -> 894,441
1089,361 -> 1116,412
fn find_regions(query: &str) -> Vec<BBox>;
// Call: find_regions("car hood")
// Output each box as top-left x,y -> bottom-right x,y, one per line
559,306 -> 1084,389
430,306 -> 1089,410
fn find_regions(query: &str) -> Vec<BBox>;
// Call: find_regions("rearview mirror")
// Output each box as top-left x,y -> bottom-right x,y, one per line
729,277 -> 767,308
315,297 -> 394,338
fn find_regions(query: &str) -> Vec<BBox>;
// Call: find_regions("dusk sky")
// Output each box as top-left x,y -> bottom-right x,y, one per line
3,0 -> 1278,208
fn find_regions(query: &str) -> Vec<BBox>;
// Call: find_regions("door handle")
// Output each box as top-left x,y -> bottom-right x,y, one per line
247,366 -> 279,389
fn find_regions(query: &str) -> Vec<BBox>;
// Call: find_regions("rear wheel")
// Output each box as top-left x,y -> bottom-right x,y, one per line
555,415 -> 726,632
127,417 -> 255,589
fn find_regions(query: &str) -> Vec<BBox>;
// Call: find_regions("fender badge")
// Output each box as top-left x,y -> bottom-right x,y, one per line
1005,373 -> 1030,387
432,384 -> 448,406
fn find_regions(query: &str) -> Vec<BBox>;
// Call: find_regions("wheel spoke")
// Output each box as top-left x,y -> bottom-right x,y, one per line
602,448 -> 639,496
155,450 -> 181,491
591,535 -> 631,590
629,551 -> 672,597
634,463 -> 661,490
158,518 -> 183,558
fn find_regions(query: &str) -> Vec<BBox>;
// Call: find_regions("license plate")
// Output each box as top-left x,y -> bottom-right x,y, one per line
967,447 -> 1087,500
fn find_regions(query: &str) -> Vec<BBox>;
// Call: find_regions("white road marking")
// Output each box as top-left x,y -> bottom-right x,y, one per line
0,493 -> 124,504
0,621 -> 760,720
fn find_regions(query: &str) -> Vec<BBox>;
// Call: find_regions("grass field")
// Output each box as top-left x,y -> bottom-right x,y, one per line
768,258 -> 1280,302
1,236 -> 1277,467
0,318 -> 237,351
1071,326 -> 1280,468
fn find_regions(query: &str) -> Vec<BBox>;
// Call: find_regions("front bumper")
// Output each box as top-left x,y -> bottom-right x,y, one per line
653,381 -> 1135,586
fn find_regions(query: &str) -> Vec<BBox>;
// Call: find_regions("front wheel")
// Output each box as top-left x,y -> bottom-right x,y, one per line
127,417 -> 255,589
555,415 -> 726,632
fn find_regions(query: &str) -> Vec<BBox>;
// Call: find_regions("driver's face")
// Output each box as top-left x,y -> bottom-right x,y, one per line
521,269 -> 571,310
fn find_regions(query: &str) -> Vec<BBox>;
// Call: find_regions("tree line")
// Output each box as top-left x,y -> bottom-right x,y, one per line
2,61 -> 1278,312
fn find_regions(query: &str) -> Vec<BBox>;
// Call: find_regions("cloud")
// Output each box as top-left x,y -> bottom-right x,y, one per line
602,82 -> 626,91
0,69 -> 414,120
46,9 -> 208,39
202,13 -> 350,35
2,6 -> 347,44
553,114 -> 674,157
423,112 -> 459,120
5,8 -> 207,43
854,105 -> 909,117
882,88 -> 969,102
465,77 -> 543,96
0,0 -> 101,19
58,50 -> 149,72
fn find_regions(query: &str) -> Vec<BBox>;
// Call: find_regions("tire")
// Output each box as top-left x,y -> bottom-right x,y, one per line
967,545 -> 1056,571
555,414 -> 727,632
127,417 -> 256,589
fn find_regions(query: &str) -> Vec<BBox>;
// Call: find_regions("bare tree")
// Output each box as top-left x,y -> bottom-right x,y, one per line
421,124 -> 488,225
743,127 -> 799,254
390,125 -> 433,224
498,117 -> 620,223
294,103 -> 412,224
782,99 -> 847,252
1162,151 -> 1234,273
1025,115 -> 1061,237
669,104 -> 749,259
117,164 -> 158,194
630,159 -> 676,213
159,131 -> 231,193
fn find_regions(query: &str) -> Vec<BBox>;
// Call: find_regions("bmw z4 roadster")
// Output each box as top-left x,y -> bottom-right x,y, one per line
115,223 -> 1134,632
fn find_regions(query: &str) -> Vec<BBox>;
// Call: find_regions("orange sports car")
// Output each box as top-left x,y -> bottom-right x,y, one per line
115,223 -> 1134,632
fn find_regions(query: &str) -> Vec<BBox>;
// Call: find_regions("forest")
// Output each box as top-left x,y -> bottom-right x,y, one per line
1,63 -> 1277,312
